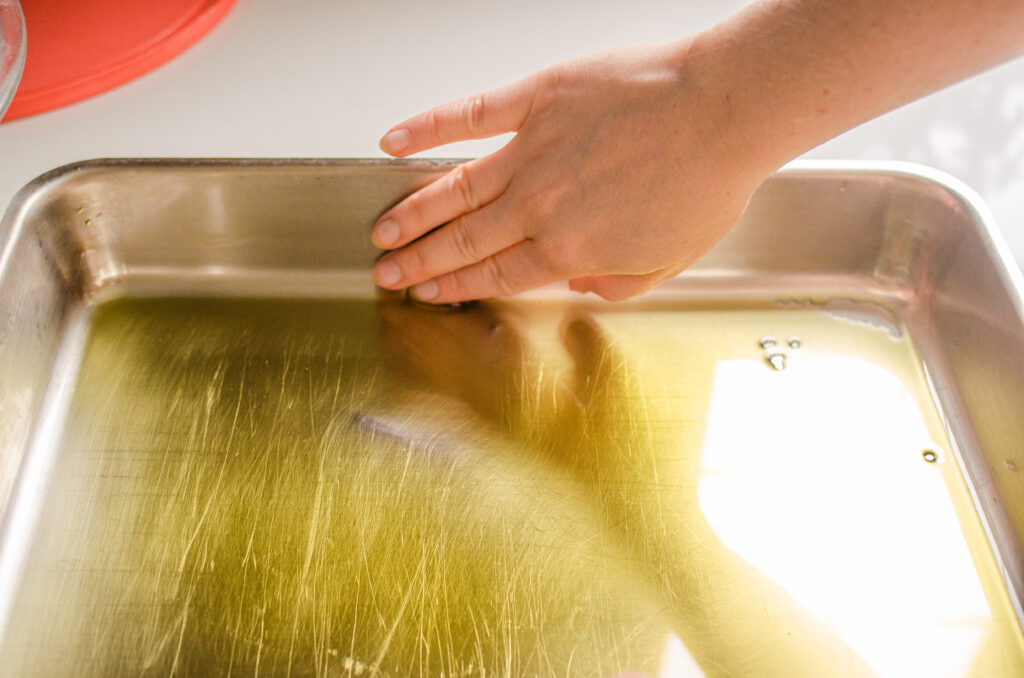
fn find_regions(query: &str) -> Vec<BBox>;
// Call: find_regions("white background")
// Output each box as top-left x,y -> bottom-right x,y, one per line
2,0 -> 1023,268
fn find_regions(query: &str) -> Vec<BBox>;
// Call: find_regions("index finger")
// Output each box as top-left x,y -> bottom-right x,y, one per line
380,77 -> 537,157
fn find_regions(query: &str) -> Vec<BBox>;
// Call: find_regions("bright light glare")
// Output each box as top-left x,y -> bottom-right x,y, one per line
698,355 -> 990,678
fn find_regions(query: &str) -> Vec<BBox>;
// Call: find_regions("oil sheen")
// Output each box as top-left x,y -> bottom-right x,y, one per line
0,296 -> 1020,677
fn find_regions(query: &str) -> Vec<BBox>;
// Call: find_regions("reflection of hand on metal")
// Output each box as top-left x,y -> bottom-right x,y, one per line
561,316 -> 620,412
378,301 -> 878,676
377,295 -> 526,430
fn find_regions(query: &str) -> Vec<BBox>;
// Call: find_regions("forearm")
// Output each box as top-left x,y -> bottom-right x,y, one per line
689,0 -> 1024,175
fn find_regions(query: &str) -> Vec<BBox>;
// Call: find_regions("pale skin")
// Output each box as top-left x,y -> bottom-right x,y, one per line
372,0 -> 1024,304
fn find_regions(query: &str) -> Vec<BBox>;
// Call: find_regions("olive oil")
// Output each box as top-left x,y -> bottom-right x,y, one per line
0,296 -> 1020,677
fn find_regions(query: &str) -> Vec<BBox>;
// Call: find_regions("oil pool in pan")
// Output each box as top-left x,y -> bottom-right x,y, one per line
0,296 -> 1020,677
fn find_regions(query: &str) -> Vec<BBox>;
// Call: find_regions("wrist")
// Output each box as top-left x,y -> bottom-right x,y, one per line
655,31 -> 794,194
689,27 -> 801,179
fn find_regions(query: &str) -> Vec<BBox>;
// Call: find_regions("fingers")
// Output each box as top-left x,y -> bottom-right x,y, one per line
406,240 -> 554,304
372,152 -> 513,250
568,271 -> 671,301
379,78 -> 536,157
373,200 -> 524,290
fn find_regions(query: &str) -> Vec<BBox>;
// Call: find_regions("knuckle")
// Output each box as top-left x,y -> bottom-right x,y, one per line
398,245 -> 430,281
482,256 -> 514,297
536,196 -> 560,222
447,218 -> 480,263
425,109 -> 443,140
519,195 -> 548,227
532,65 -> 579,111
464,94 -> 486,135
398,195 -> 427,229
521,184 -> 565,224
532,70 -> 561,108
449,165 -> 480,211
434,272 -> 463,302
536,237 -> 580,277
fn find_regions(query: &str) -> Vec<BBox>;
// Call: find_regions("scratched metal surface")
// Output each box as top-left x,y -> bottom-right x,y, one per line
0,295 -> 1018,677
1,160 -> 1024,677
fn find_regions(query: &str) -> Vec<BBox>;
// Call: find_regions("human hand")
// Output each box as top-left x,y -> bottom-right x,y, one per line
371,41 -> 769,303
372,0 -> 1024,305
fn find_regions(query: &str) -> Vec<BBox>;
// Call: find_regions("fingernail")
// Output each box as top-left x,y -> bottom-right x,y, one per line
410,280 -> 439,301
375,260 -> 401,286
380,129 -> 410,155
374,218 -> 400,247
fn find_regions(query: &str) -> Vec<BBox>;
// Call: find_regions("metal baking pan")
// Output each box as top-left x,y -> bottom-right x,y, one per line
0,158 -> 1022,677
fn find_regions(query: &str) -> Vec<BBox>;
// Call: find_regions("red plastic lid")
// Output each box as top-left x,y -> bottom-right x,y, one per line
4,0 -> 235,121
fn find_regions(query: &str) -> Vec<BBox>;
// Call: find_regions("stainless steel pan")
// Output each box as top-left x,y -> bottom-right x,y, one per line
0,159 -> 1021,677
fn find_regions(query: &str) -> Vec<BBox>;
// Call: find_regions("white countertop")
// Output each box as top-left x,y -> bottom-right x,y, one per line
2,0 -> 1023,268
